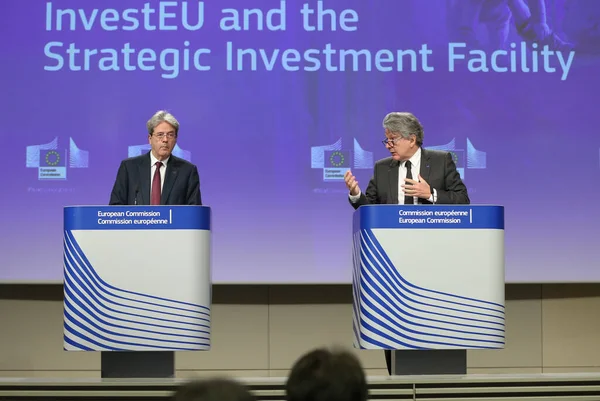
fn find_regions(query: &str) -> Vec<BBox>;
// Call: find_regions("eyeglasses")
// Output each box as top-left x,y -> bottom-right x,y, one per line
153,132 -> 177,139
381,137 -> 402,146
382,134 -> 415,147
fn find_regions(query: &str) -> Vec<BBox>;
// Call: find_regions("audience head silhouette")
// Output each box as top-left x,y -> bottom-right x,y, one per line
173,378 -> 256,401
286,347 -> 368,401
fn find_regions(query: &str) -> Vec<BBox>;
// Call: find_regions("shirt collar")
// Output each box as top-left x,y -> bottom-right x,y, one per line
403,147 -> 421,167
150,152 -> 170,167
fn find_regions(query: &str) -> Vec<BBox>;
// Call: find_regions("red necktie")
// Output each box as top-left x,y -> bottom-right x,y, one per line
151,161 -> 162,205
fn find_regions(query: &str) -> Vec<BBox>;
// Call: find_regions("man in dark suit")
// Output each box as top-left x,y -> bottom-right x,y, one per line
344,112 -> 469,374
109,110 -> 201,206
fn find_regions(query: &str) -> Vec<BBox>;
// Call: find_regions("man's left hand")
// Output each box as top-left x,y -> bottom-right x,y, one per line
402,174 -> 431,199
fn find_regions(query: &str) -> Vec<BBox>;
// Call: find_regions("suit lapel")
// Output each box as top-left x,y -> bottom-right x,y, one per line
419,148 -> 431,183
388,160 -> 399,204
418,149 -> 432,204
138,153 -> 151,205
161,157 -> 179,204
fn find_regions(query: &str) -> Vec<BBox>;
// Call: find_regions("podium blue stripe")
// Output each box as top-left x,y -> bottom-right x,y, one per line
64,249 -> 210,328
363,229 -> 505,310
352,227 -> 505,350
63,229 -> 211,351
359,241 -> 504,326
361,230 -> 505,317
353,205 -> 504,230
64,205 -> 211,230
65,230 -> 209,312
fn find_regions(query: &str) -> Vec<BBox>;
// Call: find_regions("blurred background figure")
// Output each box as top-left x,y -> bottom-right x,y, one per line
172,378 -> 256,401
447,0 -> 573,51
286,347 -> 368,401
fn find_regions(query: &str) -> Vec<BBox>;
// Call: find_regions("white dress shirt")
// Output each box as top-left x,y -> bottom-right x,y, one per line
398,147 -> 421,204
150,153 -> 170,194
349,147 -> 436,204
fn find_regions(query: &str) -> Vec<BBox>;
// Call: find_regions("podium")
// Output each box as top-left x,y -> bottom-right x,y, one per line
352,205 -> 505,375
62,205 -> 211,378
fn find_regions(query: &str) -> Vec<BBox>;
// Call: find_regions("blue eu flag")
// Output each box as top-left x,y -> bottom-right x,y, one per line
40,149 -> 66,167
324,150 -> 350,168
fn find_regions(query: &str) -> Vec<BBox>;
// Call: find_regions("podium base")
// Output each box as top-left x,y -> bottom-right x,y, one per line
101,351 -> 175,378
391,349 -> 466,375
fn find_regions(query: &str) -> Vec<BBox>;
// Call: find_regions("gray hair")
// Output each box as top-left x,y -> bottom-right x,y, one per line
147,110 -> 180,136
382,112 -> 423,146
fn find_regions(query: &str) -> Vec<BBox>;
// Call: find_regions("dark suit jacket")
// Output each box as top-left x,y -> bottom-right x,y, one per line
109,152 -> 202,205
350,148 -> 469,208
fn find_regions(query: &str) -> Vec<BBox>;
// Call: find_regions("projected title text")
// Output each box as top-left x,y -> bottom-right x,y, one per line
43,1 -> 576,80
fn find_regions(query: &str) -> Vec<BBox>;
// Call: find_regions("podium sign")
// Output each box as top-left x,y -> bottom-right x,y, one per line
63,205 -> 211,352
352,205 -> 505,353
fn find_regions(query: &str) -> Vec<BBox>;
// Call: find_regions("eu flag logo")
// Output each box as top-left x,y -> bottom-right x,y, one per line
38,149 -> 67,180
40,150 -> 66,167
324,150 -> 350,168
448,150 -> 464,168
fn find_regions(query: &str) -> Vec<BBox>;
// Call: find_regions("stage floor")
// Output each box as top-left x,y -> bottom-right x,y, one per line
2,373 -> 600,400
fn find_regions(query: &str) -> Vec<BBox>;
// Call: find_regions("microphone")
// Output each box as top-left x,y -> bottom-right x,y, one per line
134,185 -> 139,205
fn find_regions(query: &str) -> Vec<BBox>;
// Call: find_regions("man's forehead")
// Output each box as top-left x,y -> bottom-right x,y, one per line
154,122 -> 175,130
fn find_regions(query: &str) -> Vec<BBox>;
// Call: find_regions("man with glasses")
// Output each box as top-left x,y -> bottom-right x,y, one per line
344,112 -> 469,374
345,111 -> 468,209
109,110 -> 202,205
